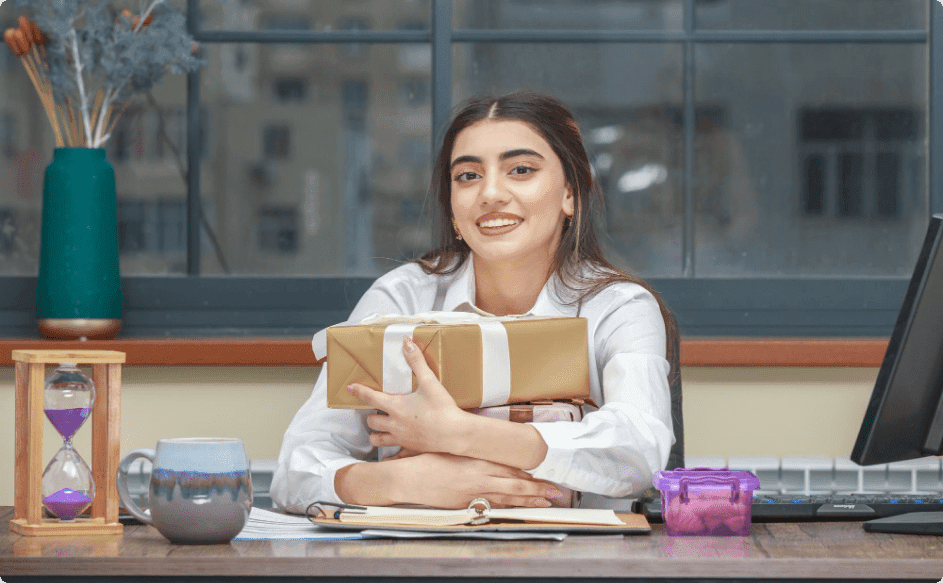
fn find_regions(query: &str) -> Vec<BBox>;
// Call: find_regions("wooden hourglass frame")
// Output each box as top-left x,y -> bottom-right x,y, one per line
11,349 -> 125,536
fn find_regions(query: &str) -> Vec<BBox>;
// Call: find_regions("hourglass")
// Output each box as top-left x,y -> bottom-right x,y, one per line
11,349 -> 125,536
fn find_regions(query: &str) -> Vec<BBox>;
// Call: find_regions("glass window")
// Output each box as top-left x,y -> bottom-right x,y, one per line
199,43 -> 432,276
200,0 -> 431,31
453,42 -> 685,277
694,43 -> 927,277
453,0 -> 685,31
696,0 -> 926,31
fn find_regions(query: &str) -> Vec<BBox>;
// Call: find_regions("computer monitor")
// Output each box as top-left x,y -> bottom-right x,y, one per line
850,213 -> 943,534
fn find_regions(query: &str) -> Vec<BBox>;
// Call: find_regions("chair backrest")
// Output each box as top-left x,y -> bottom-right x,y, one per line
665,333 -> 685,470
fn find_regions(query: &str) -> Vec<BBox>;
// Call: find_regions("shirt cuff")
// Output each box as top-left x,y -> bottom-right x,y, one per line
320,458 -> 363,505
523,422 -> 576,483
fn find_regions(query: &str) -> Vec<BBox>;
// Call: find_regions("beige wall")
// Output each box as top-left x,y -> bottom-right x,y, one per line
0,364 -> 879,506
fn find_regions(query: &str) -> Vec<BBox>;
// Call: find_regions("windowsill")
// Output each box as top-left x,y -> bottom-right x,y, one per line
0,338 -> 889,367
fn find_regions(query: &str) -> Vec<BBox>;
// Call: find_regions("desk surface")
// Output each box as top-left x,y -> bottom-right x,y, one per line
3,509 -> 943,581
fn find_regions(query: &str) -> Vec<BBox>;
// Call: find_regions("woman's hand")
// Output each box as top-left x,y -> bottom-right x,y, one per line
347,336 -> 471,455
396,453 -> 560,509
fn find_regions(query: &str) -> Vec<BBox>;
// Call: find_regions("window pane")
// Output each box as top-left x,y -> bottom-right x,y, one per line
200,44 -> 432,276
0,7 -> 44,275
200,0 -> 431,31
453,0 -> 684,31
453,43 -> 684,276
696,0 -> 926,30
0,1 -> 189,276
695,44 -> 927,276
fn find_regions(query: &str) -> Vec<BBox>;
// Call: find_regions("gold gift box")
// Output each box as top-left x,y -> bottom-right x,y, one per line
326,317 -> 589,409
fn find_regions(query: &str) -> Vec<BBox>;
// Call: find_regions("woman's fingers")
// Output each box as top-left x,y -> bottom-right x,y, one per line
347,383 -> 394,412
369,432 -> 396,447
366,412 -> 393,433
402,336 -> 442,388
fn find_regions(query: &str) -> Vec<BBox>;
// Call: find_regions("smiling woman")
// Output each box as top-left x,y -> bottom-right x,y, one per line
270,93 -> 683,513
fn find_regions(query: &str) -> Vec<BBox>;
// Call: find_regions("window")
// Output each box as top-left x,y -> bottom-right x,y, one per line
118,198 -> 186,254
263,125 -> 291,160
0,113 -> 14,159
0,0 -> 935,337
258,206 -> 299,254
799,108 -> 918,221
272,78 -> 308,103
0,208 -> 15,254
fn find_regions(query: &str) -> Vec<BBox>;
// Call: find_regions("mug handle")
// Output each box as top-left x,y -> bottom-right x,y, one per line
117,449 -> 156,525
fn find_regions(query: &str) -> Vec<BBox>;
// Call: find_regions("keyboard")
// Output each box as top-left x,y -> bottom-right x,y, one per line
632,493 -> 943,522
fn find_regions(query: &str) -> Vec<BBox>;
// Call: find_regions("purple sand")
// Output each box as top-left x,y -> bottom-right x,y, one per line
43,488 -> 92,521
44,407 -> 91,439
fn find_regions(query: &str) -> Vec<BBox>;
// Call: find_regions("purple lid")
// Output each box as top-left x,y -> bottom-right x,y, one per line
653,467 -> 761,492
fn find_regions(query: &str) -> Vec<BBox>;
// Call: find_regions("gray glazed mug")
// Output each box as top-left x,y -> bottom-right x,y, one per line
116,437 -> 252,544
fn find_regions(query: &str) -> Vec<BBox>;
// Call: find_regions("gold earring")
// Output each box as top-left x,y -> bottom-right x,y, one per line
452,219 -> 463,241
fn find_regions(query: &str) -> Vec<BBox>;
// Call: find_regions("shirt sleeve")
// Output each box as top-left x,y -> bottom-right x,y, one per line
270,268 -> 427,513
523,289 -> 673,498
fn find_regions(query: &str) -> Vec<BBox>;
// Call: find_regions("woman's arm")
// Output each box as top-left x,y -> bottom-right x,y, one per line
348,336 -> 550,471
335,452 -> 560,509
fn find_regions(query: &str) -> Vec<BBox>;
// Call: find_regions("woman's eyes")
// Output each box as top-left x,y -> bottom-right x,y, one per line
510,165 -> 536,176
453,166 -> 536,182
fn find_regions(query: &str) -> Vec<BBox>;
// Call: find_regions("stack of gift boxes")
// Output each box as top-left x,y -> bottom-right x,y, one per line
323,314 -> 591,507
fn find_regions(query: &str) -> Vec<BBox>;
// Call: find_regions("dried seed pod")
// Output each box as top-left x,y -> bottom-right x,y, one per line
12,28 -> 31,55
3,29 -> 24,57
31,21 -> 47,45
17,15 -> 31,39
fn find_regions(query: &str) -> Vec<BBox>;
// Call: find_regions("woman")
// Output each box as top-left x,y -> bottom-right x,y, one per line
271,93 -> 679,512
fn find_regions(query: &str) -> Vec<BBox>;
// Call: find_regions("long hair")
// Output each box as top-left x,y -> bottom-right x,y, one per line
417,93 -> 679,376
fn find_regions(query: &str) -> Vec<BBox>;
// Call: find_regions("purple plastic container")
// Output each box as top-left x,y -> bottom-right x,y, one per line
654,467 -> 760,536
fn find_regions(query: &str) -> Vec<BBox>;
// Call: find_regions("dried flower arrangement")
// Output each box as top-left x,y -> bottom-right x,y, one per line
3,0 -> 203,149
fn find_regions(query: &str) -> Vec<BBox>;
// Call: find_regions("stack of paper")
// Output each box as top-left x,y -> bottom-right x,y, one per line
234,507 -> 368,541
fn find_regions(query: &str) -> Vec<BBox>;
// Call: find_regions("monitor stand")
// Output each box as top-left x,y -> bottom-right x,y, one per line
863,511 -> 943,535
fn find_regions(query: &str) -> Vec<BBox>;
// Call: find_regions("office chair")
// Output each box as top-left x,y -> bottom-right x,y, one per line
666,333 -> 684,471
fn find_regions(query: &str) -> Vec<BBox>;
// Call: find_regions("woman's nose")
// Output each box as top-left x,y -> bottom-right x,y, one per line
478,173 -> 509,205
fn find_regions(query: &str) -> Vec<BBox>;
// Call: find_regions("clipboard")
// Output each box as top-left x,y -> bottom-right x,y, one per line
306,498 -> 651,535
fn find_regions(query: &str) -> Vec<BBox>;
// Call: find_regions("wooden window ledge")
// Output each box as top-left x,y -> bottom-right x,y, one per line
0,338 -> 889,367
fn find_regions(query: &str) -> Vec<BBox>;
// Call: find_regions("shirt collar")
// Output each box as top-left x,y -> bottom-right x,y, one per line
440,254 -> 575,318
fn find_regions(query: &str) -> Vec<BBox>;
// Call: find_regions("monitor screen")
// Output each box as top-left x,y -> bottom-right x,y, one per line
851,213 -> 943,466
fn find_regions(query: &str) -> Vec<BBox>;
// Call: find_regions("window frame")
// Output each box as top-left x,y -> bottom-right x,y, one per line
0,0 -> 939,339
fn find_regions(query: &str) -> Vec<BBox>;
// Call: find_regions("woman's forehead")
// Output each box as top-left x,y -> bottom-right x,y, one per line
451,119 -> 552,160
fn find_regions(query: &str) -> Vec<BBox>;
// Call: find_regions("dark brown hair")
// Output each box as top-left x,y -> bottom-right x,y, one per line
418,93 -> 679,375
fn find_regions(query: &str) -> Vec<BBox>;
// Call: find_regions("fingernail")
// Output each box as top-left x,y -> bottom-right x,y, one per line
403,336 -> 415,352
534,498 -> 551,507
347,384 -> 354,392
546,488 -> 562,498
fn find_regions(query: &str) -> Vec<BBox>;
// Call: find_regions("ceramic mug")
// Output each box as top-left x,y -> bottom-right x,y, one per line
116,437 -> 252,544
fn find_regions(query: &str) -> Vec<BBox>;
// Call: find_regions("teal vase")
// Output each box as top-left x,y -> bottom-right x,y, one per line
36,148 -> 122,339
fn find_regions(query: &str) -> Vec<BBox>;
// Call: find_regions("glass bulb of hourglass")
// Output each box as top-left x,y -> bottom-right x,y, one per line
41,363 -> 96,521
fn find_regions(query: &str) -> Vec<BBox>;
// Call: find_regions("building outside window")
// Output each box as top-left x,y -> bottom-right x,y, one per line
0,0 -> 936,337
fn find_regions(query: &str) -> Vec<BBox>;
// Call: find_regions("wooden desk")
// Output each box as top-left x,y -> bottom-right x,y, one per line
3,508 -> 943,581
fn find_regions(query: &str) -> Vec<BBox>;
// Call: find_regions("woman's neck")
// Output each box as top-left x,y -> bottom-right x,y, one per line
472,255 -> 552,316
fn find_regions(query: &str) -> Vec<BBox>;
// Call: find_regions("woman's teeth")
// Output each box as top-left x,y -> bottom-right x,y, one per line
478,218 -> 521,228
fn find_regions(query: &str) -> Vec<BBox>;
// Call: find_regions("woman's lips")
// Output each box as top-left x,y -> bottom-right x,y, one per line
476,219 -> 522,236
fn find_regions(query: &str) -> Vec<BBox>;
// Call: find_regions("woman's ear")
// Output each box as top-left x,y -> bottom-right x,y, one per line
562,185 -> 575,218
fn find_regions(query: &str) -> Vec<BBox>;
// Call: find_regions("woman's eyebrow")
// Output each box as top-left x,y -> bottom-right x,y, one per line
500,148 -> 544,161
450,155 -> 481,170
450,148 -> 545,171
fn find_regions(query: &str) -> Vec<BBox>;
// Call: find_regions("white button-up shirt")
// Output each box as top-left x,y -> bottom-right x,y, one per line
270,257 -> 673,513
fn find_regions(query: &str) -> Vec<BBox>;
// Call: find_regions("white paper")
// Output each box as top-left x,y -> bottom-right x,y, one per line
233,507 -> 369,541
361,529 -> 568,541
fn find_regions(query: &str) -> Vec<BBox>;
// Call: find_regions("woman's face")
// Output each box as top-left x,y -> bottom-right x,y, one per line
449,119 -> 574,268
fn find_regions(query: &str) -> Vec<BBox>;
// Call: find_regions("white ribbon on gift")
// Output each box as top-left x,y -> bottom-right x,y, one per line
359,311 -> 529,408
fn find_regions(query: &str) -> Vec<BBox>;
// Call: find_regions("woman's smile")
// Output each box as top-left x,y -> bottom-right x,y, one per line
476,212 -> 523,235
